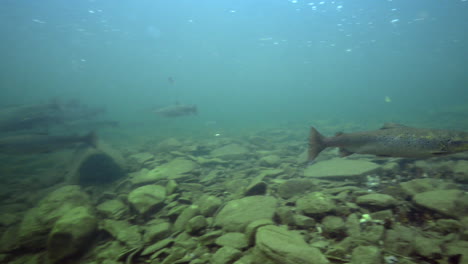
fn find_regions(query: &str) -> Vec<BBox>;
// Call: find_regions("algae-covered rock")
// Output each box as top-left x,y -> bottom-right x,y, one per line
96,199 -> 127,220
17,185 -> 91,249
211,246 -> 242,264
215,196 -> 277,232
47,206 -> 97,263
296,192 -> 336,215
304,158 -> 380,178
351,245 -> 381,264
413,189 -> 468,218
255,225 -> 329,264
215,232 -> 248,249
259,155 -> 281,167
211,144 -> 249,160
196,195 -> 222,217
100,219 -> 142,247
356,193 -> 398,208
128,185 -> 166,215
278,179 -> 316,199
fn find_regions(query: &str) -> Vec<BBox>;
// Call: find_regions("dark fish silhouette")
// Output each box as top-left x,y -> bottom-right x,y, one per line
0,131 -> 97,154
308,123 -> 468,162
153,104 -> 197,118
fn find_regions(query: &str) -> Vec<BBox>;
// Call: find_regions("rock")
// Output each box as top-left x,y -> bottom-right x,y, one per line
196,195 -> 222,217
356,193 -> 398,208
399,179 -> 458,197
351,245 -> 381,264
211,246 -> 242,264
360,225 -> 385,243
304,158 -> 380,178
293,215 -> 316,229
215,233 -> 248,250
244,181 -> 267,196
186,215 -> 208,235
143,222 -> 172,243
296,192 -> 336,215
162,158 -> 199,180
16,185 -> 91,249
128,185 -> 166,215
129,152 -> 155,165
157,138 -> 182,151
166,180 -> 178,195
211,144 -> 250,160
214,196 -> 277,232
413,190 -> 468,218
96,199 -> 127,219
322,216 -> 345,237
259,155 -> 281,167
174,205 -> 200,232
413,235 -> 442,258
245,219 -> 275,246
278,179 -> 316,199
276,207 -> 295,226
255,225 -> 329,264
47,206 -> 97,263
101,220 -> 142,247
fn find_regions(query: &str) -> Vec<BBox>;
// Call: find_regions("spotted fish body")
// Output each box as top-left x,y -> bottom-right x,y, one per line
308,123 -> 468,162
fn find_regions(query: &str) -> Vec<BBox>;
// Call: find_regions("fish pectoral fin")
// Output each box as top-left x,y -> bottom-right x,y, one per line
339,148 -> 354,157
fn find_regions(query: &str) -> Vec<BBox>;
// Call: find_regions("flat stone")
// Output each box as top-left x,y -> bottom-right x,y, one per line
215,233 -> 248,249
304,158 -> 380,178
214,196 -> 277,232
413,190 -> 468,218
128,185 -> 166,215
211,144 -> 249,160
356,193 -> 398,208
296,192 -> 336,215
255,225 -> 329,264
129,152 -> 155,165
96,199 -> 127,219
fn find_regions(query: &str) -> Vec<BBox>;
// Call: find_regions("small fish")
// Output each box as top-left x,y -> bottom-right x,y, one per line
153,104 -> 197,118
0,131 -> 97,155
308,123 -> 468,162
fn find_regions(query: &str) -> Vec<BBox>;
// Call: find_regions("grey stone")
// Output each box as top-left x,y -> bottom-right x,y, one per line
186,215 -> 208,235
211,144 -> 249,160
215,232 -> 248,249
278,179 -> 315,199
351,245 -> 381,264
215,196 -> 277,232
296,192 -> 336,215
16,185 -> 91,249
196,195 -> 222,217
47,206 -> 97,263
413,189 -> 468,218
259,155 -> 281,167
174,205 -> 200,232
128,185 -> 166,215
304,158 -> 380,178
356,193 -> 398,208
143,222 -> 172,243
211,246 -> 242,264
101,219 -> 142,247
255,225 -> 329,264
399,178 -> 457,197
96,199 -> 127,219
322,216 -> 345,236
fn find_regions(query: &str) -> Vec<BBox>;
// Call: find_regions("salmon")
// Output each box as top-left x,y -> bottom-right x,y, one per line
308,123 -> 468,162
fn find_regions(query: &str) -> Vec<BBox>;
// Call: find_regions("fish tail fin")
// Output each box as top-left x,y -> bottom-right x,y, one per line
308,127 -> 327,162
83,131 -> 98,148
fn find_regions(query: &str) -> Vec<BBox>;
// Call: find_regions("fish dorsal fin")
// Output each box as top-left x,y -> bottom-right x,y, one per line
380,123 -> 407,129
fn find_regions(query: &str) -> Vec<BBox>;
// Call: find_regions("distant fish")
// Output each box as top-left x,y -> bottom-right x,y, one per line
153,104 -> 197,118
0,131 -> 97,155
168,77 -> 174,85
308,123 -> 468,162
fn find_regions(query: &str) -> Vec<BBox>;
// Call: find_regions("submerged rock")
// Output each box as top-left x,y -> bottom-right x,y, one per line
128,185 -> 166,215
413,189 -> 468,218
47,206 -> 97,263
255,225 -> 329,264
304,158 -> 380,178
296,192 -> 336,215
214,196 -> 277,232
211,144 -> 249,160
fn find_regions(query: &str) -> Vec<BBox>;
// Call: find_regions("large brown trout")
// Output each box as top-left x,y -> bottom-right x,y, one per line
308,123 -> 468,162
